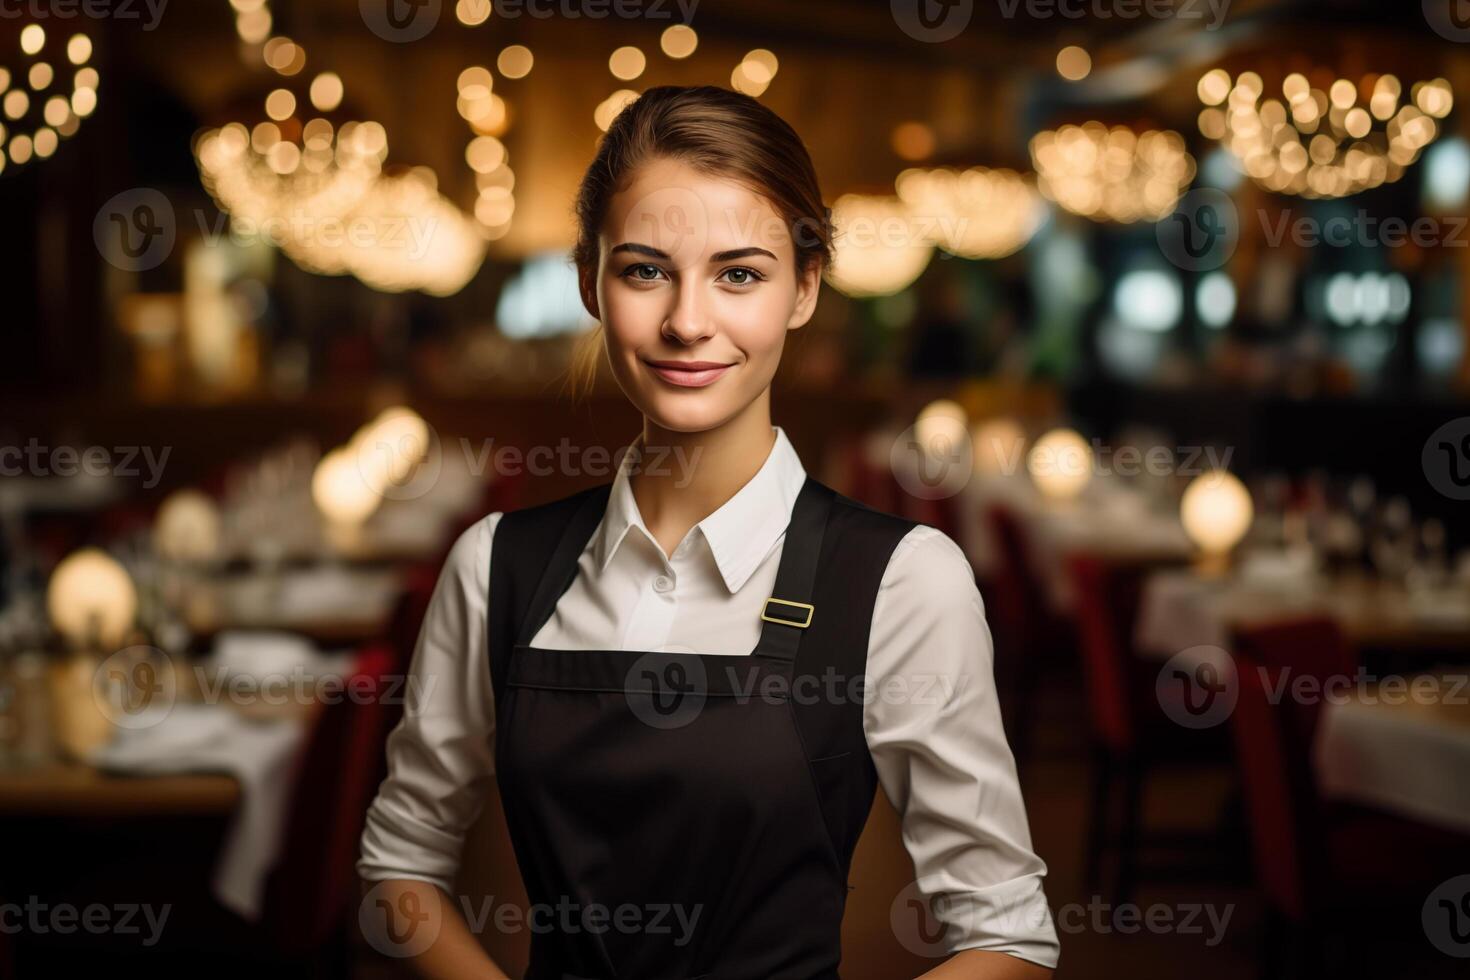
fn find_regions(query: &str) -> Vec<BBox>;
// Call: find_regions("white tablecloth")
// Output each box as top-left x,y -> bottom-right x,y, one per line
88,703 -> 307,919
1315,686 -> 1470,834
958,477 -> 1191,610
1135,564 -> 1470,661
87,634 -> 356,920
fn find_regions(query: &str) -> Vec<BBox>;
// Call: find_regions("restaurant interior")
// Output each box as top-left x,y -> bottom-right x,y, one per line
2,0 -> 1470,976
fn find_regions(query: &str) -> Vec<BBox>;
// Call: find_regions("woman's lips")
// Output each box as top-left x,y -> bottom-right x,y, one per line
644,359 -> 734,388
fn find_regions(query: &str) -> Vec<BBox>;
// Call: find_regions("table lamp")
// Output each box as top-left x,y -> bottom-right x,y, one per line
1027,427 -> 1093,502
312,446 -> 382,529
153,488 -> 222,564
45,548 -> 139,760
352,406 -> 431,488
914,400 -> 968,455
46,548 -> 138,653
1181,470 -> 1254,574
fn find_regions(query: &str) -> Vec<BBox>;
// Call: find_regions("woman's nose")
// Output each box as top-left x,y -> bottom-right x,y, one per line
662,284 -> 715,346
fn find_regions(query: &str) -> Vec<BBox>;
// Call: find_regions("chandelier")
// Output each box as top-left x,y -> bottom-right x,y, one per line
195,29 -> 486,296
825,193 -> 935,298
1196,68 -> 1453,199
1030,123 -> 1196,223
895,166 -> 1045,259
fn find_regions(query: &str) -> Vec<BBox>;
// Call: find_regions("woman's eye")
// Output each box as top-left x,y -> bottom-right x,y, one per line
719,267 -> 764,286
623,263 -> 666,282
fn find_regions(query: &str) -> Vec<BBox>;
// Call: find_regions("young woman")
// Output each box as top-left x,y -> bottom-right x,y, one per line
358,85 -> 1058,980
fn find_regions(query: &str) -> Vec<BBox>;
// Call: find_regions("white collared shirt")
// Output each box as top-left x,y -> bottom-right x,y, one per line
358,427 -> 1060,968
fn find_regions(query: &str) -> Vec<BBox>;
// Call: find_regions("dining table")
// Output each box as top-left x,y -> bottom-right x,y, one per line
180,564 -> 403,647
1135,562 -> 1470,660
1131,559 -> 1470,837
0,761 -> 241,817
0,636 -> 354,920
1315,672 -> 1470,835
958,472 -> 1196,608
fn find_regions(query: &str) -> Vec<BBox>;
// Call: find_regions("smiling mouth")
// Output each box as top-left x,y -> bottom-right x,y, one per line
643,359 -> 735,388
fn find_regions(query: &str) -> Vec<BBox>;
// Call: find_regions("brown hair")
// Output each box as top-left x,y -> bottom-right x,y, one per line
568,85 -> 832,395
573,84 -> 832,276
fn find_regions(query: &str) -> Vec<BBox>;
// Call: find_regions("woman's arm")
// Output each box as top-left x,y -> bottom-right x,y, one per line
356,516 -> 506,976
919,948 -> 1054,979
865,526 -> 1061,975
359,878 -> 510,979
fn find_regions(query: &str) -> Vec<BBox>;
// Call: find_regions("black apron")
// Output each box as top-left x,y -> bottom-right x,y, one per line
487,477 -> 915,979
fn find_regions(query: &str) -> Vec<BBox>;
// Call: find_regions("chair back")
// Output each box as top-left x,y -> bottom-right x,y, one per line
1229,616 -> 1353,922
843,436 -> 903,514
1068,555 -> 1142,752
985,505 -> 1052,651
261,644 -> 399,954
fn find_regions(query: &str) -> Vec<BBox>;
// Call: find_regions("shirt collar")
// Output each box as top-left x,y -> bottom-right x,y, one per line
592,426 -> 808,594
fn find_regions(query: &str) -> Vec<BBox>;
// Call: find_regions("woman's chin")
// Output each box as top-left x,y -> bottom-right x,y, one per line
640,394 -> 739,436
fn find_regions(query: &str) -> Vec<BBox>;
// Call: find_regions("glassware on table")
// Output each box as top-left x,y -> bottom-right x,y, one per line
1368,497 -> 1416,586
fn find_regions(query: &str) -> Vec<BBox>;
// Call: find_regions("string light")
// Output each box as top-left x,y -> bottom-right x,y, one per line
1197,68 -> 1452,199
1,24 -> 95,173
732,49 -> 778,97
891,121 -> 936,161
595,89 -> 639,131
1030,123 -> 1195,222
1056,45 -> 1091,81
232,0 -> 272,44
661,25 -> 698,59
456,0 -> 492,26
609,46 -> 646,81
457,63 -> 518,241
498,45 -> 534,80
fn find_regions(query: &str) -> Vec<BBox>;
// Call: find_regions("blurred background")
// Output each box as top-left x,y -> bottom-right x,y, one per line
3,0 -> 1470,976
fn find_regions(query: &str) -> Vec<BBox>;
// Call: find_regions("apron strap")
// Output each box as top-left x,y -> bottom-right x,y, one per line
755,477 -> 835,662
516,482 -> 613,646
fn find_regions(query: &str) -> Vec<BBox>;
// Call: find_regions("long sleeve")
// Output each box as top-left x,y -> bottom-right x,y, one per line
356,513 -> 503,894
864,525 -> 1060,969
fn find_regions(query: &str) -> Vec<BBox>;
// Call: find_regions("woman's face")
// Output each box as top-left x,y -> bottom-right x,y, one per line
581,156 -> 821,434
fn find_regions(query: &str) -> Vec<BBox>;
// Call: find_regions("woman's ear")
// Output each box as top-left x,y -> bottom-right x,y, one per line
578,262 -> 601,321
787,260 -> 822,331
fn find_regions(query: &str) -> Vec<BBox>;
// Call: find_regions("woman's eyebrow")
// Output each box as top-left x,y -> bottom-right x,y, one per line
609,242 -> 669,259
710,246 -> 777,262
607,243 -> 778,262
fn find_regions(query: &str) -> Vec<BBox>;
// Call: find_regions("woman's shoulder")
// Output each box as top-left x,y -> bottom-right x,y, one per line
878,523 -> 985,613
824,488 -> 972,586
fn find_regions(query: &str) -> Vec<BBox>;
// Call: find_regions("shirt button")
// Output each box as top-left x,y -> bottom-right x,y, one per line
653,575 -> 674,593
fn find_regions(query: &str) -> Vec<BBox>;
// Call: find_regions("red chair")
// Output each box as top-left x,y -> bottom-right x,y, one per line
1230,617 -> 1470,977
987,505 -> 1075,764
255,644 -> 401,975
1069,554 -> 1231,903
841,434 -> 903,514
